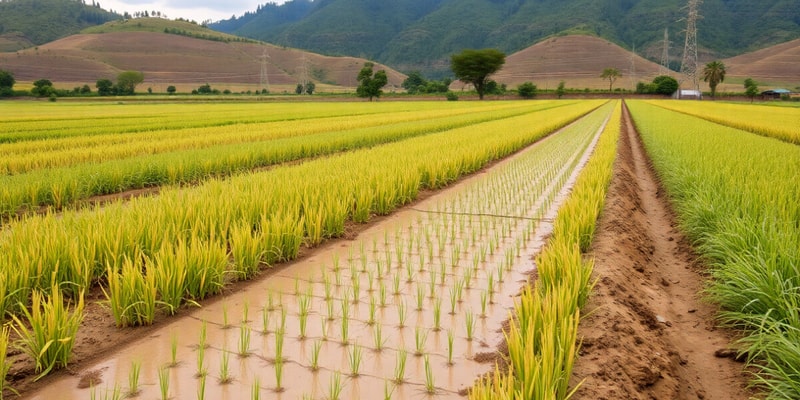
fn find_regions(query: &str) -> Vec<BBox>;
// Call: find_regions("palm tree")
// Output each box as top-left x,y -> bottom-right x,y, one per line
702,61 -> 726,98
600,68 -> 621,91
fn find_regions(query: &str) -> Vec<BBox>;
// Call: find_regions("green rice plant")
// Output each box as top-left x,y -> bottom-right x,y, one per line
158,366 -> 170,400
335,267 -> 343,287
351,274 -> 361,303
294,277 -> 301,297
340,312 -> 350,345
465,309 -> 476,341
447,329 -> 455,365
196,373 -> 206,400
432,298 -> 442,331
348,342 -> 363,377
310,340 -> 322,371
328,371 -> 343,400
298,310 -> 309,339
323,274 -> 333,300
405,262 -> 414,283
151,243 -> 189,315
326,297 -> 335,321
103,256 -> 158,327
274,358 -> 284,392
222,302 -> 231,329
261,306 -> 270,334
480,290 -> 488,318
439,264 -> 447,285
274,326 -> 285,363
332,253 -> 340,272
393,348 -> 407,384
241,300 -> 250,324
424,354 -> 436,394
239,324 -> 252,356
428,273 -> 437,298
373,323 -> 386,351
367,296 -> 377,325
367,270 -> 376,292
384,379 -> 395,400
449,286 -> 458,315
195,342 -> 206,377
278,305 -> 287,334
379,281 -> 388,308
0,326 -> 15,398
321,317 -> 329,341
252,376 -> 261,400
397,300 -> 407,328
219,347 -> 232,384
392,272 -> 401,295
414,326 -> 428,356
229,223 -> 264,280
169,334 -> 179,367
415,284 -> 425,311
11,286 -> 84,380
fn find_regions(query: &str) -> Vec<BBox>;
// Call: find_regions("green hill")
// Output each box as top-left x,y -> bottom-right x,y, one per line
211,0 -> 800,76
0,0 -> 120,50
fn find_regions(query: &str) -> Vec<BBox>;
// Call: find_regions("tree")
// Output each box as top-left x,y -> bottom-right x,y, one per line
356,62 -> 388,101
450,49 -> 506,100
166,85 -> 176,95
295,83 -> 304,95
517,82 -> 537,99
116,71 -> 144,95
744,78 -> 759,102
600,68 -> 621,91
197,83 -> 212,94
402,71 -> 427,94
80,84 -> 91,94
652,75 -> 679,95
702,61 -> 726,98
32,79 -> 54,97
305,82 -> 315,95
0,69 -> 14,97
96,79 -> 114,96
556,81 -> 566,99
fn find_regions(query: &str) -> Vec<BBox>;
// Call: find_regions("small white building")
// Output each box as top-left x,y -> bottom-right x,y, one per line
673,89 -> 702,99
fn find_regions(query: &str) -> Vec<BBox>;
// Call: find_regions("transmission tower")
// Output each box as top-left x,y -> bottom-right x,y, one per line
679,0 -> 702,95
259,49 -> 270,93
660,28 -> 670,74
296,53 -> 309,93
629,45 -> 637,89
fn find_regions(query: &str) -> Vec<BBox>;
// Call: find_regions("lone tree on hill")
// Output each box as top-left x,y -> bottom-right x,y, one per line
117,71 -> 144,95
702,61 -> 726,98
600,68 -> 621,91
356,62 -> 388,101
451,49 -> 505,100
0,69 -> 15,96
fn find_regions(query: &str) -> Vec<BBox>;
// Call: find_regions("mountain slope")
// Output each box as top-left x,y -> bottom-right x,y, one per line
0,18 -> 406,91
0,0 -> 120,50
723,38 -> 800,86
211,0 -> 800,75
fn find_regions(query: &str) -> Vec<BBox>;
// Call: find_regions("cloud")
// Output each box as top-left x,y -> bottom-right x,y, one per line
164,0 -> 256,12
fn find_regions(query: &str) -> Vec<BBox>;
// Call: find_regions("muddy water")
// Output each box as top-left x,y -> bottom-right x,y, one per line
28,103 -> 612,400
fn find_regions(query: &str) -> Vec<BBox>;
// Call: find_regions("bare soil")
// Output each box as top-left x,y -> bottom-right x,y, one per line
569,102 -> 756,399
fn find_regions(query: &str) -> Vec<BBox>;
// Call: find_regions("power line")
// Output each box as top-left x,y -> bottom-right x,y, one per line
679,0 -> 702,97
259,48 -> 270,93
660,28 -> 671,74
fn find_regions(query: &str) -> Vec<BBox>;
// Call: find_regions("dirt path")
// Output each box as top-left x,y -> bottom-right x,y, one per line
570,102 -> 755,399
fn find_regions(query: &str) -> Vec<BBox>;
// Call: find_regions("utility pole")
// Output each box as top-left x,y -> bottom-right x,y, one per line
629,44 -> 636,89
679,0 -> 702,96
660,28 -> 670,74
259,48 -> 270,93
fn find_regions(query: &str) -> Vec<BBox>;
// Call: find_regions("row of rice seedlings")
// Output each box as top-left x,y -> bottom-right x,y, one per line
470,101 -> 620,399
628,100 -> 800,397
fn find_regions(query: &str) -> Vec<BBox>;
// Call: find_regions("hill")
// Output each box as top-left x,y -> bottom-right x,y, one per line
0,18 -> 406,92
722,39 -> 800,89
211,0 -> 800,76
0,0 -> 120,50
492,35 -> 667,91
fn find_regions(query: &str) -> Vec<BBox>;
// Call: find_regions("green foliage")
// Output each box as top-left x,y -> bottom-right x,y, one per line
117,71 -> 144,95
96,79 -> 114,96
0,0 -> 120,46
556,81 -> 566,99
356,62 -> 388,101
295,83 -> 304,95
445,91 -> 458,101
31,79 -> 55,97
653,75 -> 678,95
744,78 -> 759,102
305,82 -> 316,95
402,71 -> 426,94
702,61 -> 726,98
517,82 -> 537,99
0,69 -> 15,97
451,48 -> 505,100
166,85 -> 176,95
600,67 -> 621,91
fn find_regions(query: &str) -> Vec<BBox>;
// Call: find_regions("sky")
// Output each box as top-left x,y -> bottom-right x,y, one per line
100,0 -> 287,23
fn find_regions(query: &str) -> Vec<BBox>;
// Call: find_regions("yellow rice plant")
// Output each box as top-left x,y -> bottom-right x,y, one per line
10,285 -> 84,380
0,325 -> 14,398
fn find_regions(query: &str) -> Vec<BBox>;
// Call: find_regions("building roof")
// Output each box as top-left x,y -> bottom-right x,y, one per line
762,88 -> 792,94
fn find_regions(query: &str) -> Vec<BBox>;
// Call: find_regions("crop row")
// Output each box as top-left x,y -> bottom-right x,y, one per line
644,100 -> 800,145
627,101 -> 800,398
470,102 -> 620,400
0,100 -> 606,328
0,102 -> 546,174
0,101 -> 481,143
22,100 -> 618,400
0,102 -> 570,217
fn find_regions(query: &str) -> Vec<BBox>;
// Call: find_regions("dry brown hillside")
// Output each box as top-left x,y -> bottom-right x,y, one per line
723,38 -> 800,88
0,31 -> 406,92
493,35 -> 669,91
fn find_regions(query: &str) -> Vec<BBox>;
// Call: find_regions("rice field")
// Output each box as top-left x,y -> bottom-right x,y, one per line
2,99 -> 619,398
628,100 -> 800,398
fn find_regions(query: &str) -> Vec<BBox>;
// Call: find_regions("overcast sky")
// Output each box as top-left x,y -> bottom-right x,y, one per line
100,0 -> 287,23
